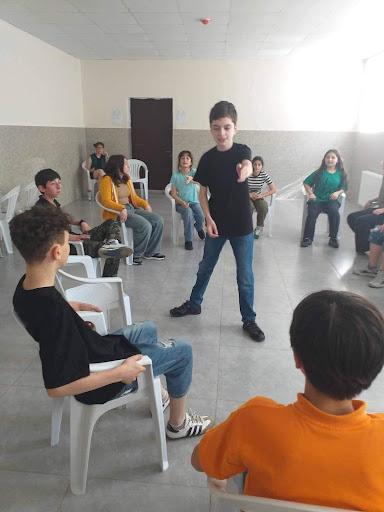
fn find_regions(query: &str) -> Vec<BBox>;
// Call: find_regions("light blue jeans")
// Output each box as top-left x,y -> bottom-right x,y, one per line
113,321 -> 193,399
175,202 -> 205,243
190,233 -> 256,323
124,204 -> 164,258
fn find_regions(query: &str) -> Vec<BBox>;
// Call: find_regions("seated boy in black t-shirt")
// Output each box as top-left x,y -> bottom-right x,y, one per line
34,168 -> 131,278
11,206 -> 214,440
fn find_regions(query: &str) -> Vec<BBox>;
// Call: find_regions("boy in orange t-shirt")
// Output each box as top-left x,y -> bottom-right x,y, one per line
192,290 -> 384,511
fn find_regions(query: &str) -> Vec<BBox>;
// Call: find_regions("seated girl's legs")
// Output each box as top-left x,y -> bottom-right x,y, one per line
303,201 -> 323,240
249,199 -> 256,212
135,210 -> 164,256
368,229 -> 384,267
123,206 -> 151,258
113,321 -> 193,400
92,168 -> 106,180
176,203 -> 194,243
189,202 -> 205,233
323,200 -> 341,239
254,198 -> 268,228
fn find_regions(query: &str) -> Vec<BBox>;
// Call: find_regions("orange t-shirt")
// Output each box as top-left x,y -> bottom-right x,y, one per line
199,394 -> 384,511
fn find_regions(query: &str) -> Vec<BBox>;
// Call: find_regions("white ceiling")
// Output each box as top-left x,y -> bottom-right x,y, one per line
1,0 -> 384,61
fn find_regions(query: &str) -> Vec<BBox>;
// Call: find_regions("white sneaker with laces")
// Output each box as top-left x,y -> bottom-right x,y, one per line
369,270 -> 384,288
166,409 -> 214,439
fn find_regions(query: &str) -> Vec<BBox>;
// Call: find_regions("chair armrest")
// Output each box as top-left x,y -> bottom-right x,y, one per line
77,310 -> 108,335
58,269 -> 122,285
90,355 -> 152,372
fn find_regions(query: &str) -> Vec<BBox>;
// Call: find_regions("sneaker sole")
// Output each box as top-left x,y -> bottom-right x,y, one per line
369,281 -> 384,288
353,271 -> 377,277
143,256 -> 165,260
98,248 -> 133,258
170,309 -> 201,317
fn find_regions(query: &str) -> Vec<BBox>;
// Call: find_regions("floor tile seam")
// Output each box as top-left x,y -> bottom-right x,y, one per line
218,345 -> 293,356
218,343 -> 291,352
84,474 -> 210,490
0,467 -> 69,479
12,356 -> 42,386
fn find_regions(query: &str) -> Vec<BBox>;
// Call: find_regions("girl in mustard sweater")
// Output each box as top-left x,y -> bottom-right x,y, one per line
100,155 -> 164,265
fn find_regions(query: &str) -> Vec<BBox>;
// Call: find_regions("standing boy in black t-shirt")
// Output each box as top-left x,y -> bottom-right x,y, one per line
11,206 -> 214,439
170,101 -> 265,342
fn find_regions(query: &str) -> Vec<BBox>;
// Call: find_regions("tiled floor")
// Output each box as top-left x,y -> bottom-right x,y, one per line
0,194 -> 383,511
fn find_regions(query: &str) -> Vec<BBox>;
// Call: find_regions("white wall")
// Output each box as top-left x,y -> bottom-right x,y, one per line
0,19 -> 84,127
81,57 -> 364,132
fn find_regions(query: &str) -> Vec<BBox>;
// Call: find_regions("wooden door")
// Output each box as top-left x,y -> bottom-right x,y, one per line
130,98 -> 173,190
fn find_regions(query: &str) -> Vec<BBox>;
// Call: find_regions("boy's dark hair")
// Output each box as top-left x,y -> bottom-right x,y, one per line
104,155 -> 128,186
312,149 -> 348,192
178,150 -> 193,169
10,206 -> 70,264
290,290 -> 384,400
93,142 -> 104,148
252,156 -> 264,167
35,169 -> 61,189
209,101 -> 237,125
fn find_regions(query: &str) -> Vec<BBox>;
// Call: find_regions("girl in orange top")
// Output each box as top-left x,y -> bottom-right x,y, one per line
192,290 -> 384,512
99,155 -> 164,265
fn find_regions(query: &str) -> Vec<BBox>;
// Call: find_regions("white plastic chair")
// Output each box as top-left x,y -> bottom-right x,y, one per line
0,185 -> 21,254
95,191 -> 134,265
165,183 -> 206,246
301,186 -> 346,240
68,241 -> 102,278
20,182 -> 40,210
251,190 -> 276,237
208,478 -> 358,512
55,260 -> 132,331
12,309 -> 168,495
128,159 -> 149,201
82,161 -> 97,201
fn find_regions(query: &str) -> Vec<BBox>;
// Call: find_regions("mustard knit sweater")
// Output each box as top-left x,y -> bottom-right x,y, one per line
99,175 -> 149,221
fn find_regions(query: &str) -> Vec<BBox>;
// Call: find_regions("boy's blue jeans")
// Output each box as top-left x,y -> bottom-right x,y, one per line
189,233 -> 256,323
175,202 -> 205,243
113,321 -> 193,399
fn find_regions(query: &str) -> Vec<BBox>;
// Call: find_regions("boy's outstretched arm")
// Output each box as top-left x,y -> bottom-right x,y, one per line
199,185 -> 219,238
46,355 -> 145,398
236,159 -> 252,183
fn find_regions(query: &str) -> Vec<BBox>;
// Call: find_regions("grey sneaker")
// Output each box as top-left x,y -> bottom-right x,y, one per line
353,265 -> 378,278
369,270 -> 384,288
98,241 -> 133,259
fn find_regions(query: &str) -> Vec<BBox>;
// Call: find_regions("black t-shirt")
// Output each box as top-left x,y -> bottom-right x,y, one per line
194,143 -> 253,236
13,277 -> 140,405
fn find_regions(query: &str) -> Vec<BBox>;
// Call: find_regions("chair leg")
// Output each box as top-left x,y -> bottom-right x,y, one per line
147,375 -> 169,472
51,397 -> 65,446
144,181 -> 149,202
1,222 -> 13,254
70,397 -> 99,495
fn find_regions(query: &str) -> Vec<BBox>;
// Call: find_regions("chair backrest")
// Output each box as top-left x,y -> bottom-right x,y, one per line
128,159 -> 148,179
21,182 -> 39,209
208,479 -> 358,512
0,185 -> 21,221
95,191 -> 119,215
82,161 -> 88,172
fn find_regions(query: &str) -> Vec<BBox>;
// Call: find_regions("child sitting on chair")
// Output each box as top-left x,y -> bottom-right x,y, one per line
170,150 -> 205,250
192,289 -> 384,511
11,206 -> 214,440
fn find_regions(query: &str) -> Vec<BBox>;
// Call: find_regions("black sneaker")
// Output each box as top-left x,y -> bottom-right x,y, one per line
143,253 -> 165,260
185,241 -> 193,250
133,258 -> 142,265
197,230 -> 205,240
170,300 -> 201,317
328,238 -> 339,249
243,321 -> 265,342
300,238 -> 312,247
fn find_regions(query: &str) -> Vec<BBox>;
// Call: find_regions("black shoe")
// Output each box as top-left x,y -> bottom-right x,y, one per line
328,238 -> 339,248
197,230 -> 205,240
300,238 -> 312,247
185,241 -> 193,250
143,253 -> 165,260
243,321 -> 265,342
170,300 -> 201,317
133,258 -> 143,265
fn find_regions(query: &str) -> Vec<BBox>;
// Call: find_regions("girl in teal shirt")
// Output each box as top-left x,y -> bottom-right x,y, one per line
301,149 -> 347,248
